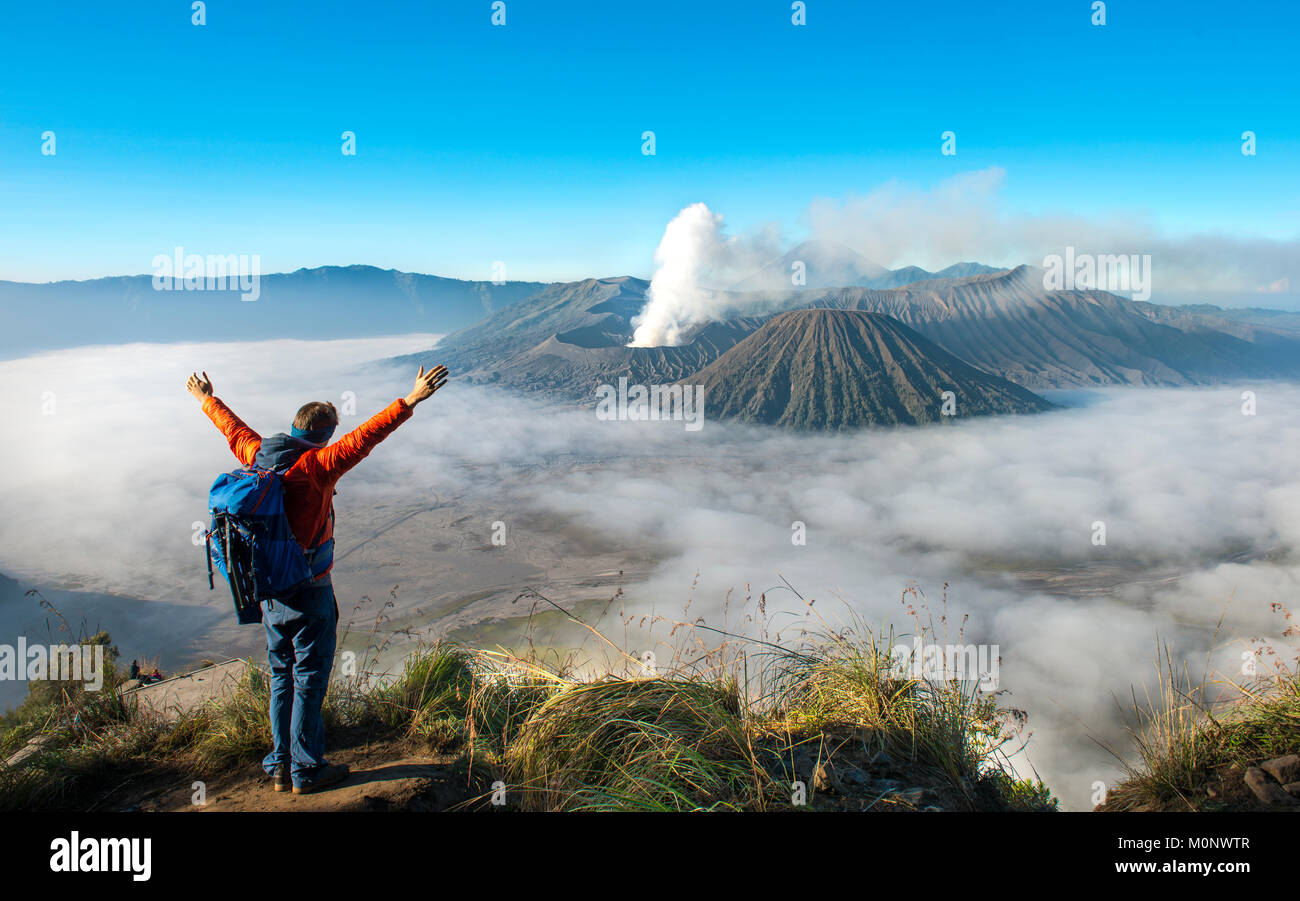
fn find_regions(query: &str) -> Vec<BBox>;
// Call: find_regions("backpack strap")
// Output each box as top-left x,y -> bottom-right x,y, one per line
205,529 -> 214,590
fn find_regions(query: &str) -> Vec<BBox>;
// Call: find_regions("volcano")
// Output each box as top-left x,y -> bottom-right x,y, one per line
687,309 -> 1054,429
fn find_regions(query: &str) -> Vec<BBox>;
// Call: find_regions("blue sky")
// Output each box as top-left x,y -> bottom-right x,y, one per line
1,0 -> 1296,283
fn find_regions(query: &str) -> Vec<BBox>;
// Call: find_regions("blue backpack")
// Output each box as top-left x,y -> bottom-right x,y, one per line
205,467 -> 318,624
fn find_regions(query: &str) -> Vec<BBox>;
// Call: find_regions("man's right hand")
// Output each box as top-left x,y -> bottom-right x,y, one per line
404,364 -> 449,408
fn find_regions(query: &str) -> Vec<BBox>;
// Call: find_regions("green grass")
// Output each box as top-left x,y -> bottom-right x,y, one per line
164,667 -> 273,771
1099,642 -> 1300,811
0,593 -> 1057,812
764,626 -> 1045,810
506,677 -> 776,811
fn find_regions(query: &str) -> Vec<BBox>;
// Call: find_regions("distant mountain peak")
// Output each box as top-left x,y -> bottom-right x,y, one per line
0,267 -> 551,356
776,240 -> 889,284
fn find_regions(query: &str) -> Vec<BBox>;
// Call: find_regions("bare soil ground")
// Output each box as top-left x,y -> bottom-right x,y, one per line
137,734 -> 497,812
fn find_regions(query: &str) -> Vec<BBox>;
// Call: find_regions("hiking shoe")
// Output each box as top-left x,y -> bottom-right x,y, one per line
292,763 -> 350,795
272,765 -> 290,793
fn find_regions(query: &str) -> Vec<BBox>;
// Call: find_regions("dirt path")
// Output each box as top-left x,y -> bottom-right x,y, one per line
139,739 -> 491,812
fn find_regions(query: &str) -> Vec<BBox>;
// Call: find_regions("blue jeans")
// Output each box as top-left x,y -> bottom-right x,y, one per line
260,578 -> 338,787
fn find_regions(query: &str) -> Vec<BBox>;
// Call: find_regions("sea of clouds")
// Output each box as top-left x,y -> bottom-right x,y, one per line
1,337 -> 1297,808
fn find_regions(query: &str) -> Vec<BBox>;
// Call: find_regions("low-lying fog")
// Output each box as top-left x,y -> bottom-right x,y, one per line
1,336 -> 1296,810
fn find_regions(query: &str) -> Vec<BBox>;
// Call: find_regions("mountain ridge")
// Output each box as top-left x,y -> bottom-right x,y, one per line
410,265 -> 1300,410
0,265 -> 550,356
686,309 -> 1054,429
745,239 -> 1004,292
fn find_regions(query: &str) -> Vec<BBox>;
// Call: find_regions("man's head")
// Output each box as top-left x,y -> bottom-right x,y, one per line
293,401 -> 339,432
291,401 -> 339,443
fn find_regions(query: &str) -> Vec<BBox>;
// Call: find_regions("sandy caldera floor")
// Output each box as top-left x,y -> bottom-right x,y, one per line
191,460 -> 657,670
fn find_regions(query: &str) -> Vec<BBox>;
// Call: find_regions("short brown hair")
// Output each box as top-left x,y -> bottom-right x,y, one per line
293,401 -> 339,431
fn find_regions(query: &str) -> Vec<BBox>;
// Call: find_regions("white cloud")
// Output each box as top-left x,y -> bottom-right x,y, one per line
0,339 -> 1295,810
806,167 -> 1300,300
628,173 -> 1300,345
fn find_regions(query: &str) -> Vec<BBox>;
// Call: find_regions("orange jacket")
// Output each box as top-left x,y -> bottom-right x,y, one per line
202,395 -> 413,579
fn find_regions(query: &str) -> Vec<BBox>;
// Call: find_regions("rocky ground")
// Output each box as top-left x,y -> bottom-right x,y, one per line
753,726 -> 1017,812
1096,753 -> 1300,812
1211,755 -> 1300,811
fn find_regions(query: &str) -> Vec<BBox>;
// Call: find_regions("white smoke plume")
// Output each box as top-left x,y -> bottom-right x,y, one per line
629,173 -> 1300,344
629,203 -> 782,347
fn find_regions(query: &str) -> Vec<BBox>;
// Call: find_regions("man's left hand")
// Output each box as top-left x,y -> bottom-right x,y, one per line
187,371 -> 214,401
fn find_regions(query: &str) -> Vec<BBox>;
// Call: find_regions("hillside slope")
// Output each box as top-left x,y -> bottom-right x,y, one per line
793,267 -> 1300,388
388,266 -> 1300,403
395,277 -> 767,400
688,309 -> 1053,429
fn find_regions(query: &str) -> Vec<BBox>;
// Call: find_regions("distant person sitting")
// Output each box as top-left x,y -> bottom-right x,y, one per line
129,660 -> 140,680
186,364 -> 448,794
